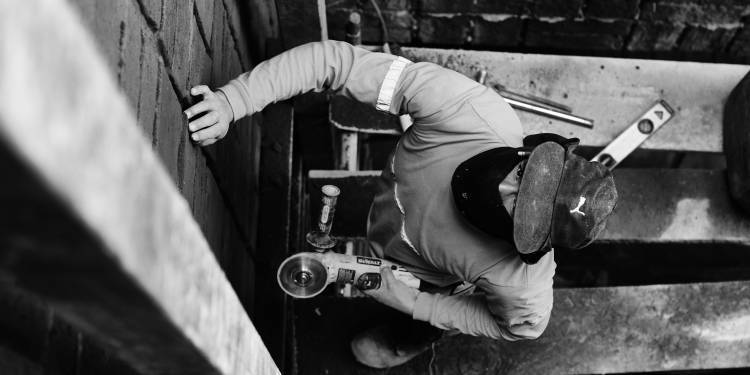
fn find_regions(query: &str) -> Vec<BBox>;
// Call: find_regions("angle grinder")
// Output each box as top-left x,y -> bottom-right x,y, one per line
277,251 -> 421,298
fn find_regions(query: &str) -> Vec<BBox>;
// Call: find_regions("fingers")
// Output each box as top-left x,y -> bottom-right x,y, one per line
191,125 -> 223,143
380,266 -> 395,280
184,101 -> 212,119
188,112 -> 218,132
190,85 -> 212,97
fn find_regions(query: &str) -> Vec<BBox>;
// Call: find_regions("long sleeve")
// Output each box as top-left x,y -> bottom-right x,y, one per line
218,40 -> 401,121
412,280 -> 553,341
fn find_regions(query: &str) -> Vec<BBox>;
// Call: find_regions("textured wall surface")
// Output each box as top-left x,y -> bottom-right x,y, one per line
0,0 -> 277,373
326,0 -> 750,63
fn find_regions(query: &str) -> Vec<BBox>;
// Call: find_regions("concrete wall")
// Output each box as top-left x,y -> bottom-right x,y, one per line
0,0 -> 277,373
326,0 -> 750,63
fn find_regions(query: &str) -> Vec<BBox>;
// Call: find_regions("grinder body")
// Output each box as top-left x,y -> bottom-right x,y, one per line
277,251 -> 421,298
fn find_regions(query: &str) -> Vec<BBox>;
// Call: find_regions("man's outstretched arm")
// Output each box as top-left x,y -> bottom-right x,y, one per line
184,40 -> 402,145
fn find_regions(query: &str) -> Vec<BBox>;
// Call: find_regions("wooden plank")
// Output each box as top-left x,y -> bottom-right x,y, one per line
294,282 -> 750,374
0,1 -> 278,374
308,169 -> 750,245
330,47 -> 750,152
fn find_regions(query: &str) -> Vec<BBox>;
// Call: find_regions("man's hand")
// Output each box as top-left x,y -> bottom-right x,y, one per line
362,267 -> 419,316
184,85 -> 233,146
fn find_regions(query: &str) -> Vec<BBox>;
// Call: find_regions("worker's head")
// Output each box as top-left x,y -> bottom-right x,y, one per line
452,133 -> 618,264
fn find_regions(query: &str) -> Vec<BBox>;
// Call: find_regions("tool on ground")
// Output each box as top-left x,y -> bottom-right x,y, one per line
476,70 -> 594,128
306,184 -> 340,250
281,184 -> 420,298
592,100 -> 675,169
277,251 -> 421,298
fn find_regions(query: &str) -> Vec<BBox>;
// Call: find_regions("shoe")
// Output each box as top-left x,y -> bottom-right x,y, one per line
350,324 -> 433,369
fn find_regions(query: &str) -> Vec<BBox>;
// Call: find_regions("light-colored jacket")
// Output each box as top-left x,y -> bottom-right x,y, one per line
219,40 -> 555,341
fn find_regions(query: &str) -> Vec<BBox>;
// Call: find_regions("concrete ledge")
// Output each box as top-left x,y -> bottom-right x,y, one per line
330,47 -> 749,152
309,169 -> 750,244
0,1 -> 277,374
295,282 -> 750,374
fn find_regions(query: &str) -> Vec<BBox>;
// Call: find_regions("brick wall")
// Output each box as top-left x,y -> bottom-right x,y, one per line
68,0 -> 273,309
327,0 -> 750,63
0,0 -> 276,373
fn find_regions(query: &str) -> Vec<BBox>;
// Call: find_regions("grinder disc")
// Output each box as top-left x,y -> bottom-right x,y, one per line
277,253 -> 328,298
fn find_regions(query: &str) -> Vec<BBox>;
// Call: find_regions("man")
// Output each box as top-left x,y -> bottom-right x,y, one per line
184,40 -> 617,368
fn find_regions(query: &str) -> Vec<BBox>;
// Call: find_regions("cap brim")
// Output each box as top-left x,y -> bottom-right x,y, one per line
513,142 -> 565,254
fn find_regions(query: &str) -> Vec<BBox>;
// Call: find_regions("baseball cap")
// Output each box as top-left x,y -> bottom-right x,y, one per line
452,133 -> 618,257
513,137 -> 618,254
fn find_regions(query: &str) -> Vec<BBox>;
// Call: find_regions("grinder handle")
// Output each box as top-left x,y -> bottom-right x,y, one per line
355,267 -> 421,291
392,268 -> 421,289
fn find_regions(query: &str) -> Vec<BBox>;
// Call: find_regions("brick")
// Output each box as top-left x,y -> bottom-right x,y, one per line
135,0 -> 162,29
640,0 -> 750,25
135,29 -> 161,142
418,15 -> 473,45
243,0 -> 279,61
677,25 -> 737,60
327,0 -> 410,10
219,0 -> 252,68
525,19 -> 633,51
187,17 -> 212,91
626,21 -> 685,56
361,9 -> 414,43
194,0 -> 214,52
727,26 -> 750,63
118,4 -> 148,111
277,0 -> 327,49
201,22 -> 260,245
210,0 -> 229,82
473,17 -> 523,48
154,65 -> 184,186
160,0 -> 194,93
421,0 -> 532,15
585,0 -> 640,18
78,1 -> 131,74
533,0 -> 583,18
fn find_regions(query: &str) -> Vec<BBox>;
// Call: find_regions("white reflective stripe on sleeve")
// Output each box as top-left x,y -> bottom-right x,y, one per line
376,56 -> 411,112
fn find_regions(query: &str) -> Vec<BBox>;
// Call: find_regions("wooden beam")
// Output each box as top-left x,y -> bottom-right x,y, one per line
0,1 -> 278,374
330,47 -> 749,152
308,169 -> 750,245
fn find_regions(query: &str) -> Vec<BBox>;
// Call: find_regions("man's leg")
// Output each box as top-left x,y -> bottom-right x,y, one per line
350,281 -> 472,368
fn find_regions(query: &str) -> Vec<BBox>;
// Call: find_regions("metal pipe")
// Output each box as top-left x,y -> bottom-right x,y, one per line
475,69 -> 594,128
504,97 -> 595,128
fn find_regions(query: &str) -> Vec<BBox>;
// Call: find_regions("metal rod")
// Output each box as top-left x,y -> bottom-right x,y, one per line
475,69 -> 594,128
504,97 -> 595,128
496,85 -> 573,113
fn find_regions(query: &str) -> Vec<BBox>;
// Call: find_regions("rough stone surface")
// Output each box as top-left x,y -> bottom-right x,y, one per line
418,15 -> 473,45
586,0 -> 640,18
525,19 -> 633,52
325,0 -> 750,63
294,282 -> 750,374
420,0 -> 532,14
626,21 -> 686,57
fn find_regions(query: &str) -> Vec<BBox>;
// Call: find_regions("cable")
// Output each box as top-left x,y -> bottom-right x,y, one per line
368,0 -> 389,44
